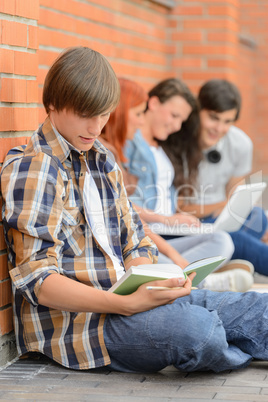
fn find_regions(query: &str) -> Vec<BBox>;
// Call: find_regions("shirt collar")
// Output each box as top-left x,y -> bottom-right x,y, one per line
41,117 -> 109,163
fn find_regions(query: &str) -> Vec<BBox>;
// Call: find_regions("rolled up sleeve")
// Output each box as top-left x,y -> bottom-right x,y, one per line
1,151 -> 66,306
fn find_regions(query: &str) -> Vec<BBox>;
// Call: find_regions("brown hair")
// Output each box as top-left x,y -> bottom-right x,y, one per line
198,79 -> 241,120
161,103 -> 202,195
149,78 -> 202,194
148,78 -> 197,111
102,77 -> 148,162
43,46 -> 120,116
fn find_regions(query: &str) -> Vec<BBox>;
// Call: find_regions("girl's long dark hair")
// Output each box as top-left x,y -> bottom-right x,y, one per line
153,80 -> 202,196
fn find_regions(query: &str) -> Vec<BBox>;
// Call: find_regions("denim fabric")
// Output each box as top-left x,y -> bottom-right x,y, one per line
124,130 -> 177,212
104,290 -> 268,373
202,207 -> 268,275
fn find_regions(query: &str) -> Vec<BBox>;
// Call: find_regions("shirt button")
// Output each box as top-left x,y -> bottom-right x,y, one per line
141,166 -> 147,171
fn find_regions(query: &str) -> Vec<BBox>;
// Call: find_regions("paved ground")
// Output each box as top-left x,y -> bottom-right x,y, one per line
0,353 -> 268,401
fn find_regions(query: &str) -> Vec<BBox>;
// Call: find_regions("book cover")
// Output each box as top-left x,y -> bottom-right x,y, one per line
109,264 -> 186,295
184,256 -> 226,287
109,256 -> 225,295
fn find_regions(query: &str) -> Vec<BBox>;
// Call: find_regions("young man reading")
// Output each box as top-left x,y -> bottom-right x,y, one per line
1,47 -> 268,373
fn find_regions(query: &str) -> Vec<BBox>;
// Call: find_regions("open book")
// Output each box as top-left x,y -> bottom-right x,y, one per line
109,256 -> 226,295
149,182 -> 267,236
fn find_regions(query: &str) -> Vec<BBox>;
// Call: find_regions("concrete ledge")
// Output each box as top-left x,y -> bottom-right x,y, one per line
0,332 -> 17,369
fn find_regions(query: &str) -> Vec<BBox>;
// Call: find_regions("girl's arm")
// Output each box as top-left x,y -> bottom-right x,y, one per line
179,176 -> 246,218
134,203 -> 200,226
141,220 -> 189,268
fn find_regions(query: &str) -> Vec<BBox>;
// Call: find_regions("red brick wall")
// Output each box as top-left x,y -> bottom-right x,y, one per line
0,0 -> 39,336
1,0 -> 268,338
37,0 -> 173,121
171,0 -> 240,91
237,0 -> 268,174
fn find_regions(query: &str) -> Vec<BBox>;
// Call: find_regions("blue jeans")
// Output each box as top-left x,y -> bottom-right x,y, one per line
202,207 -> 268,275
104,290 -> 268,373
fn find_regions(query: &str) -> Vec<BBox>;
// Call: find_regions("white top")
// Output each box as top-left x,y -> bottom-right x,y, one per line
196,126 -> 253,204
83,164 -> 124,280
150,145 -> 174,215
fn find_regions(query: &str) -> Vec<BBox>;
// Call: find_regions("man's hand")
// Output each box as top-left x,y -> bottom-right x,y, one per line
125,273 -> 196,315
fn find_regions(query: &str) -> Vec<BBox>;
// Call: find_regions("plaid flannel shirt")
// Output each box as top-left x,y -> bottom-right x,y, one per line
1,117 -> 157,370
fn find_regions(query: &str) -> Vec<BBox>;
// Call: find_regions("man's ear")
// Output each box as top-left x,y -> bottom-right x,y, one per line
147,96 -> 161,111
48,104 -> 55,111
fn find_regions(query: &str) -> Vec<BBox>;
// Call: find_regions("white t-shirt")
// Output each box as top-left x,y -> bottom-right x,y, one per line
83,164 -> 124,280
150,146 -> 174,215
195,126 -> 253,204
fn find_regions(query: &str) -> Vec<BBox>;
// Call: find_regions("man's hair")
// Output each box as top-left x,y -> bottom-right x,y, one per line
148,78 -> 197,111
43,46 -> 120,116
103,77 -> 148,163
198,79 -> 241,120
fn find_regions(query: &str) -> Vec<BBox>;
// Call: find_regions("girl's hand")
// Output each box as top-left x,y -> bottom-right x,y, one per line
170,252 -> 189,269
165,213 -> 200,227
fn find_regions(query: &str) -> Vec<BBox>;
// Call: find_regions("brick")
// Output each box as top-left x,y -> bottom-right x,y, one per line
168,20 -> 178,29
0,280 -> 12,308
0,78 -> 27,103
0,306 -> 13,335
28,25 -> 39,50
39,8 -> 166,40
207,32 -> 238,44
208,6 -> 239,19
207,58 -> 238,69
0,109 -> 14,132
182,71 -> 235,81
183,44 -> 237,57
0,48 -> 14,74
182,0 -> 239,5
14,51 -> 38,76
26,80 -> 39,103
39,107 -> 47,124
0,253 -> 8,281
37,67 -> 50,88
38,26 -> 167,56
1,20 -> 28,47
0,137 -> 29,163
172,58 -> 202,68
183,19 -> 239,32
15,0 -> 39,20
172,31 -> 202,41
114,47 -> 167,66
0,0 -> 16,15
111,61 -> 166,80
14,108 -> 39,131
172,6 -> 203,16
38,86 -> 44,106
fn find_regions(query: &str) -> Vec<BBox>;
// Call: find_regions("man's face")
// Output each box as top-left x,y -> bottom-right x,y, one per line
49,107 -> 111,152
199,108 -> 237,150
148,95 -> 192,141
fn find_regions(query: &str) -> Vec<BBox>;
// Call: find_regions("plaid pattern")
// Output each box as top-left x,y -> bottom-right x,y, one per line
1,118 -> 157,370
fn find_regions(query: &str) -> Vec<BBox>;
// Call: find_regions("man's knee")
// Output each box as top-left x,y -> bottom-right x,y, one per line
167,303 -> 228,371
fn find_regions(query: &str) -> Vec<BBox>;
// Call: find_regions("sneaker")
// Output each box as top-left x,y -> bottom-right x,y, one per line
201,269 -> 254,292
215,259 -> 254,275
